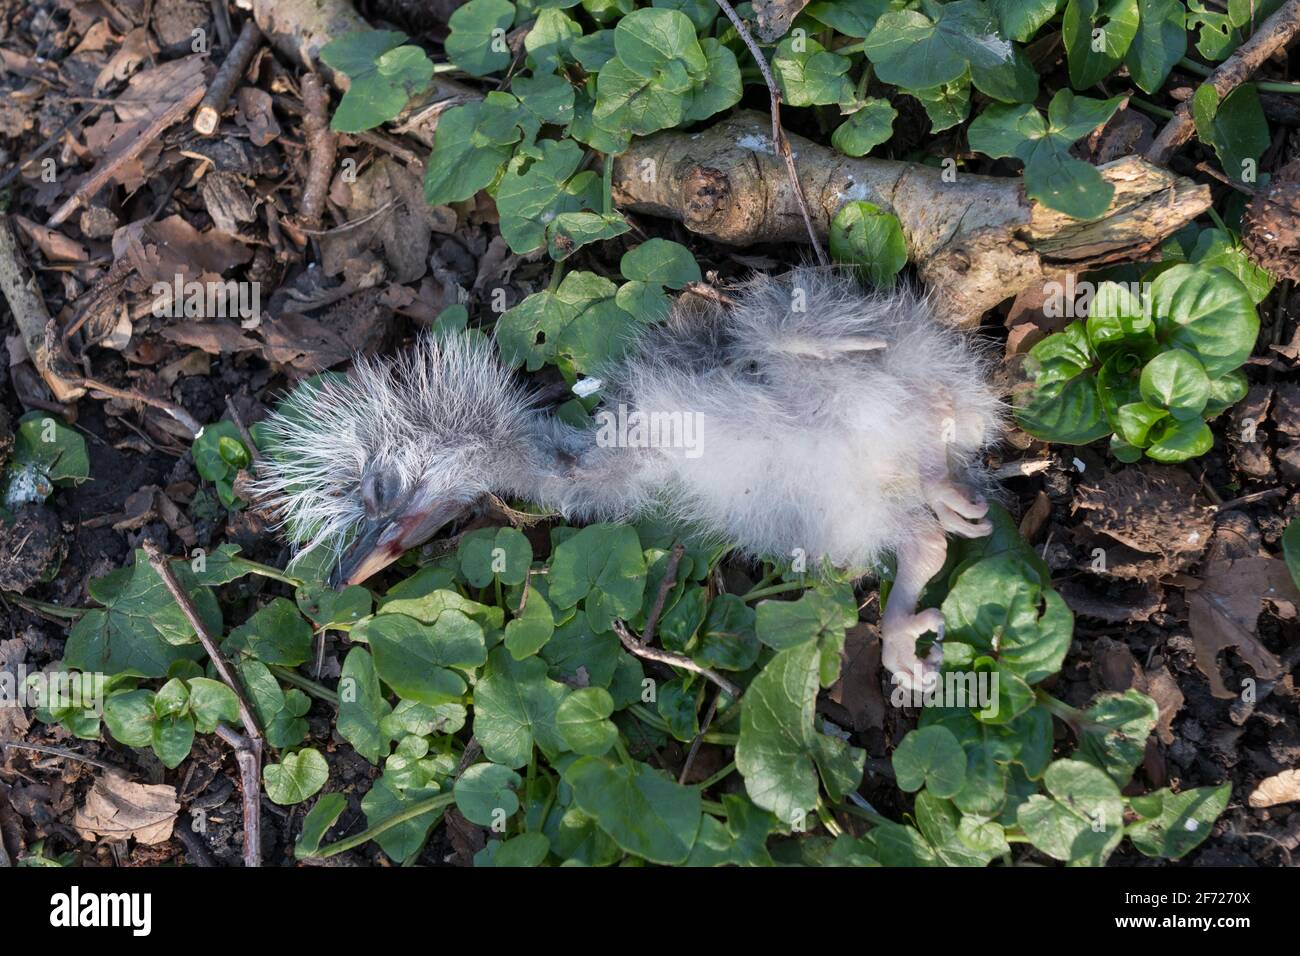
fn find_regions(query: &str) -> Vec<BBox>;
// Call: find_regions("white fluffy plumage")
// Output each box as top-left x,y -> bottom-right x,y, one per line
253,268 -> 1003,573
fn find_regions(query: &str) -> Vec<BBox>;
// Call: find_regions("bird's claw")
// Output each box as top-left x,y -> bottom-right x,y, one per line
881,607 -> 944,693
926,479 -> 992,539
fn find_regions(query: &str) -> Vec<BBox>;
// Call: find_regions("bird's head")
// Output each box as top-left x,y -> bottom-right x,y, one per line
252,334 -> 535,587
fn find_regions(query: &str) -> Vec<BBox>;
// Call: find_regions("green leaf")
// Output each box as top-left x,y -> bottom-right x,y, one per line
320,31 -> 435,132
1125,0 -> 1186,94
1128,783 -> 1231,859
755,588 -> 855,651
525,8 -> 583,72
8,412 -> 89,497
1192,83 -> 1270,184
891,726 -> 967,798
620,238 -> 700,287
1017,759 -> 1124,865
829,200 -> 908,287
736,641 -> 865,824
911,76 -> 972,131
223,597 -> 313,666
1077,689 -> 1159,784
151,712 -> 195,769
455,762 -> 523,825
990,0 -> 1060,42
564,756 -> 702,863
65,553 -> 215,677
445,0 -> 516,77
863,1 -> 1016,92
494,138 -> 589,255
295,793 -> 347,859
693,593 -> 760,671
1062,0 -> 1139,89
681,38 -> 743,123
773,37 -> 853,107
547,523 -> 646,630
504,590 -> 556,659
186,678 -> 240,734
805,0 -> 893,38
1016,374 -> 1112,445
264,748 -> 329,806
337,647 -> 392,764
488,831 -> 552,866
831,98 -> 897,157
474,647 -> 570,768
556,687 -> 619,755
239,659 -> 310,748
1204,369 -> 1249,418
1139,349 -> 1212,420
1114,401 -> 1168,447
941,554 -> 1073,684
361,777 -> 444,861
459,526 -> 533,587
613,7 -> 705,77
423,100 -> 519,206
656,678 -> 700,741
1086,281 -> 1155,356
103,690 -> 155,747
356,611 -> 485,706
547,211 -> 631,260
1148,264 -> 1259,378
968,90 -> 1123,220
1145,415 -> 1214,462
1190,227 -> 1275,305
1283,520 -> 1300,592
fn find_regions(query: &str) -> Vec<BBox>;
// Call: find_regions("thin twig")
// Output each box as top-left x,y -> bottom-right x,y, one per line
644,542 -> 685,646
0,739 -> 118,771
678,687 -> 722,785
193,17 -> 262,135
612,619 -> 742,699
142,540 -> 264,867
711,0 -> 829,266
80,376 -> 202,438
1146,0 -> 1300,164
0,103 -> 102,192
1217,487 -> 1286,511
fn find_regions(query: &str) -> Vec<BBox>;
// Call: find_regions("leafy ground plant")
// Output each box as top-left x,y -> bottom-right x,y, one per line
17,0 -> 1290,868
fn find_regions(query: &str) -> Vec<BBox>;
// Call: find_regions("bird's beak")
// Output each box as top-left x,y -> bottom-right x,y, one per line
330,497 -> 468,588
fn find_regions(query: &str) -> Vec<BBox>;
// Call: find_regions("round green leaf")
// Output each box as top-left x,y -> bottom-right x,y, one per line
1139,349 -> 1211,420
445,0 -> 516,77
829,200 -> 907,287
831,98 -> 897,157
891,726 -> 967,797
556,687 -> 619,755
454,762 -> 523,825
264,748 -> 330,806
103,690 -> 155,748
1148,264 -> 1258,378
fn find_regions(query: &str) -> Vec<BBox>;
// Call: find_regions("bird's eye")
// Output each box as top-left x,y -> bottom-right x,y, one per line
360,467 -> 402,519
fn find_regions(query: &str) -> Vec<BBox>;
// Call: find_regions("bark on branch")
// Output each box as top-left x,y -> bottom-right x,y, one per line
614,111 -> 1212,324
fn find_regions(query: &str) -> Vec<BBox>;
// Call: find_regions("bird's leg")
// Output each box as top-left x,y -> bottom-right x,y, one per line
880,526 -> 949,693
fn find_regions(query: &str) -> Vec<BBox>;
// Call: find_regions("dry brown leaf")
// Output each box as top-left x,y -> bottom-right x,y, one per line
1185,556 -> 1291,699
1248,769 -> 1300,808
161,320 -> 259,355
235,87 -> 281,146
73,772 -> 179,845
93,28 -> 156,94
827,623 -> 885,733
752,0 -> 811,41
14,215 -> 89,261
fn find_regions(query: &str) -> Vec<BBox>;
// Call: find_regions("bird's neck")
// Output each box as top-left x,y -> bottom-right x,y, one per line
496,412 -> 660,522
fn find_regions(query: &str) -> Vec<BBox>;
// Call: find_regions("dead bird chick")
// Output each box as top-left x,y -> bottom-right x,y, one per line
253,268 -> 1003,690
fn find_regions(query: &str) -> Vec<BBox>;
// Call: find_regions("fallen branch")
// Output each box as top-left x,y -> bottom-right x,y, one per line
0,215 -> 86,403
1146,0 -> 1300,164
143,539 -> 264,868
614,111 -> 1212,324
193,17 -> 263,136
297,72 -> 337,229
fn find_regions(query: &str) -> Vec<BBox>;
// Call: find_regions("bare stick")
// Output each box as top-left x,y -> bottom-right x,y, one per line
612,619 -> 742,699
298,72 -> 337,229
81,376 -> 201,438
48,76 -> 206,226
142,540 -> 264,867
0,215 -> 86,403
1146,0 -> 1300,164
712,0 -> 828,267
643,542 -> 685,646
0,739 -> 118,771
193,18 -> 263,136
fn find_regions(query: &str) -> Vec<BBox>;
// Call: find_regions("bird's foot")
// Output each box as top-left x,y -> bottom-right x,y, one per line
926,478 -> 992,539
881,607 -> 944,693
